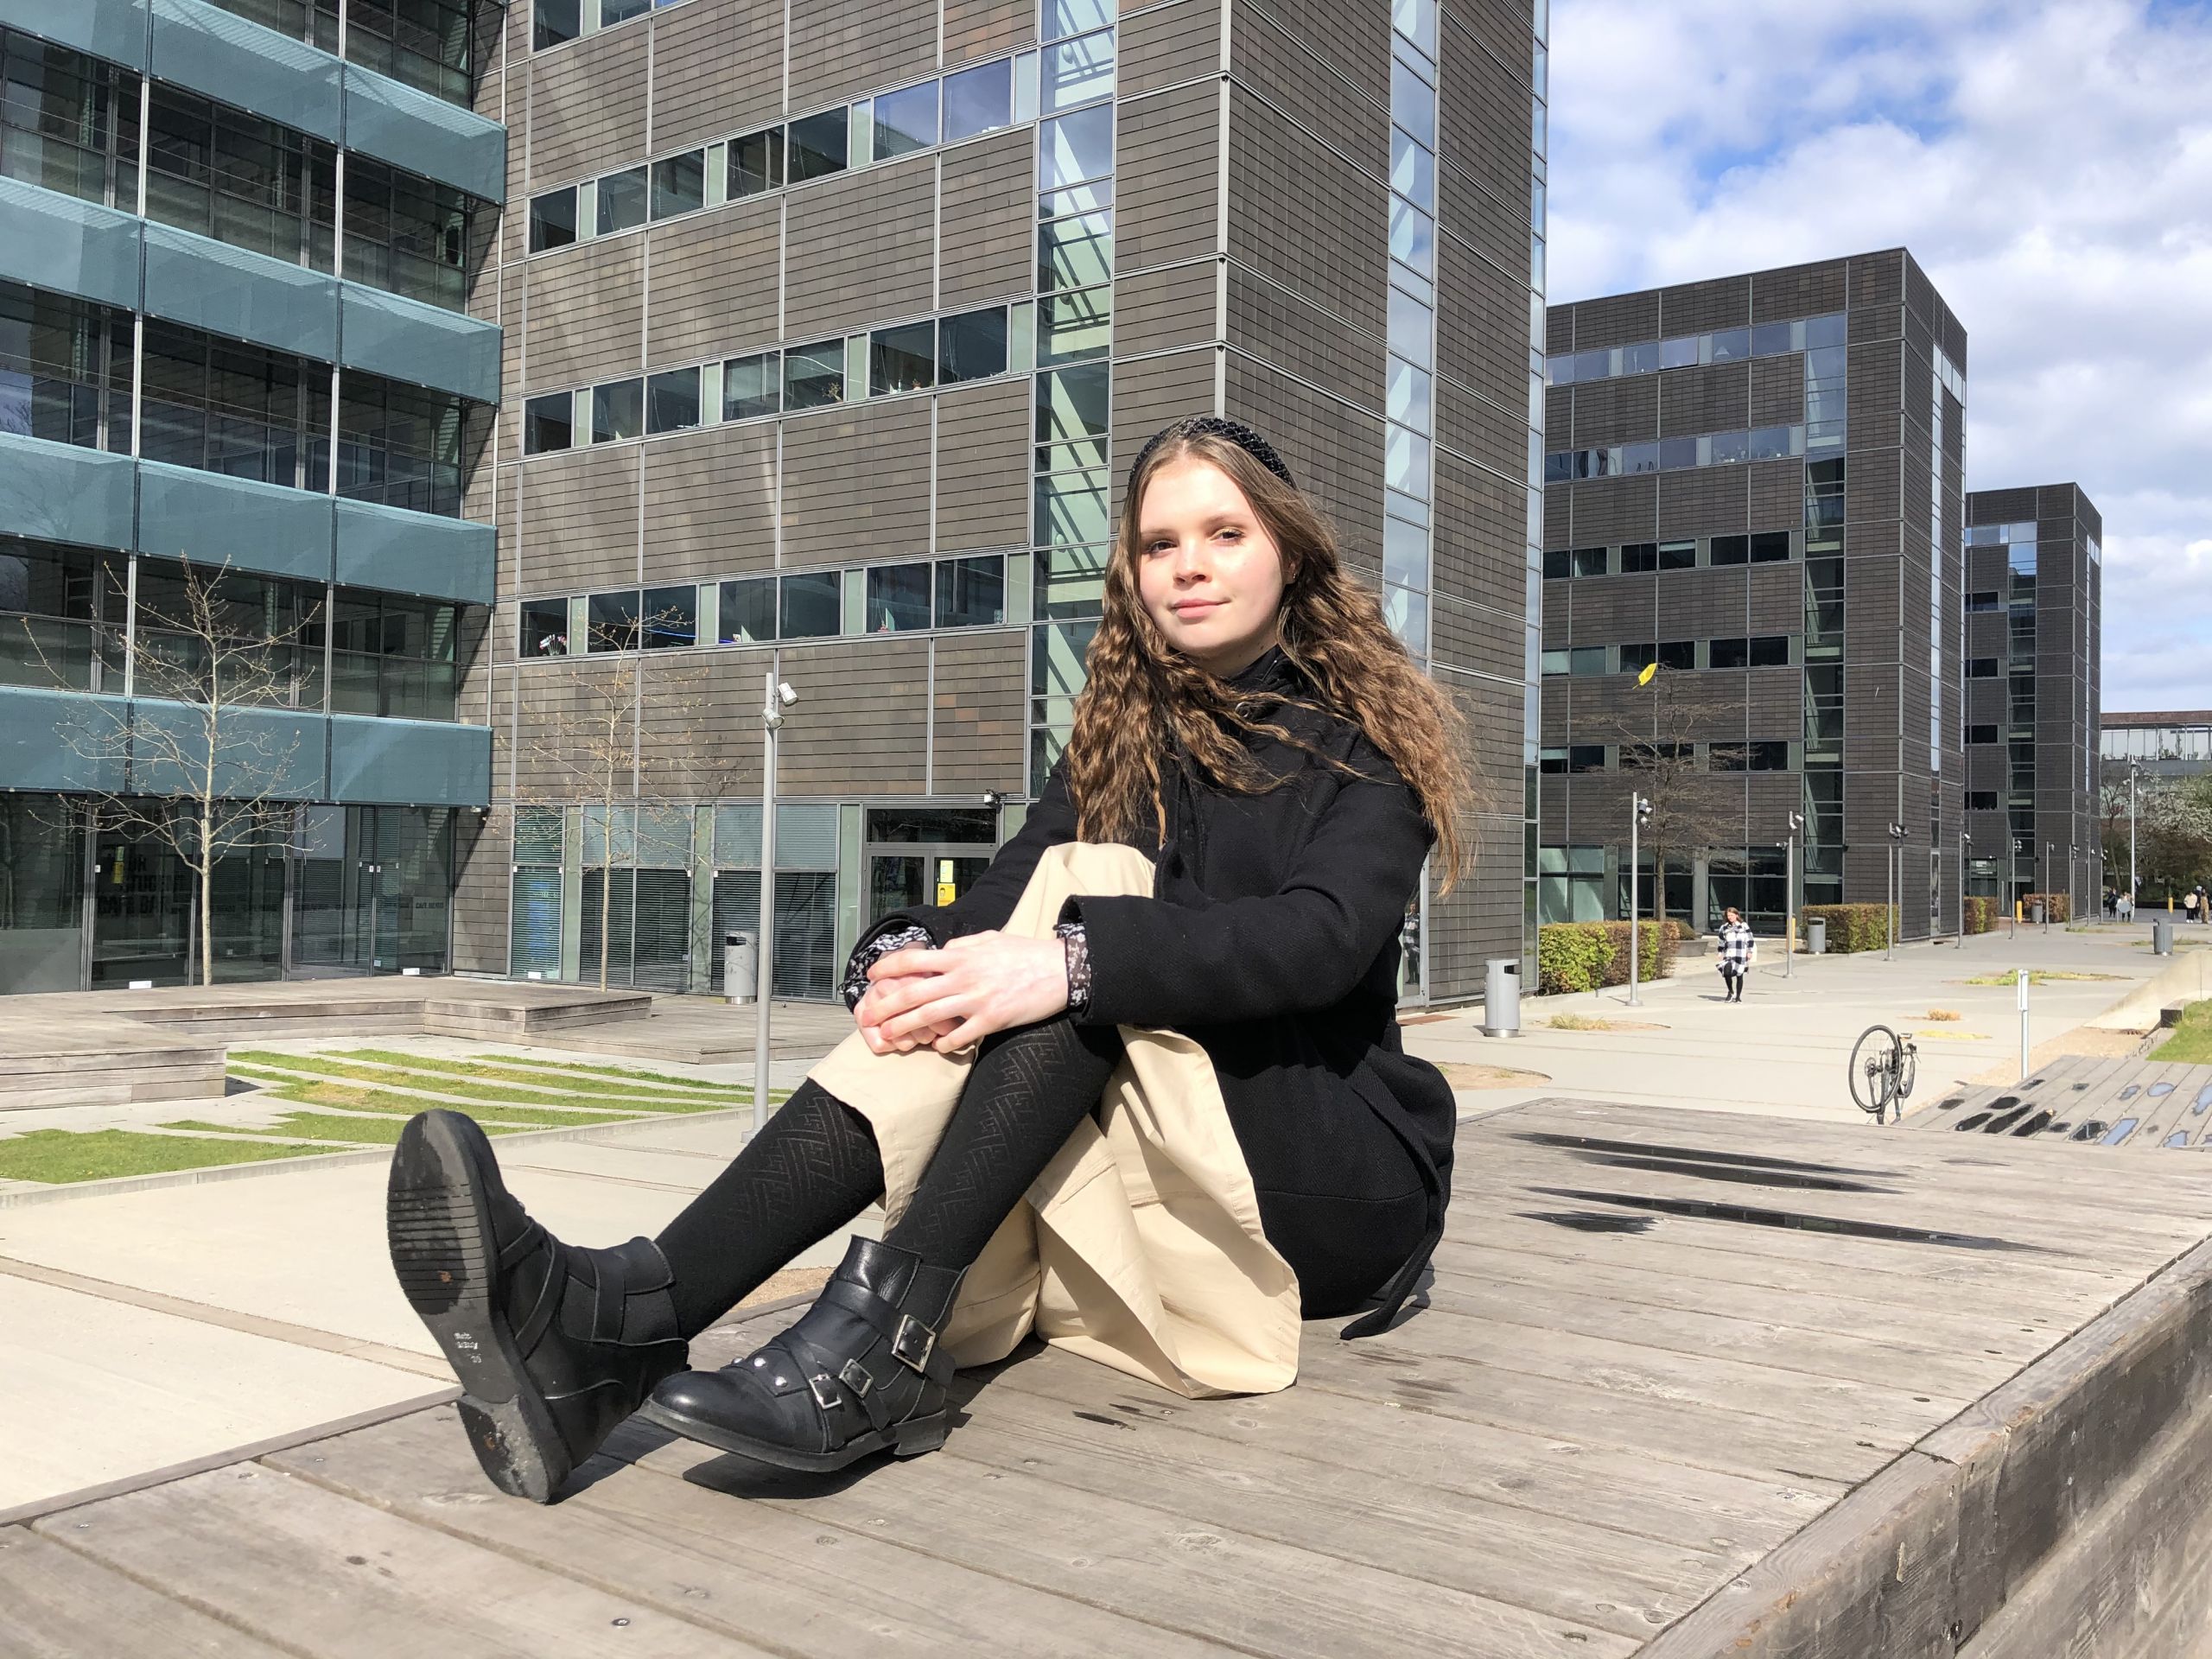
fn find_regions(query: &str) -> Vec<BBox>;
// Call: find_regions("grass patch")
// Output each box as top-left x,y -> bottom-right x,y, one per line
228,1076 -> 648,1127
163,1110 -> 518,1146
1958,970 -> 2126,988
227,1051 -> 739,1113
338,1049 -> 743,1098
0,1128 -> 328,1184
1544,1014 -> 1668,1033
2152,1000 -> 2212,1065
1926,1008 -> 1962,1021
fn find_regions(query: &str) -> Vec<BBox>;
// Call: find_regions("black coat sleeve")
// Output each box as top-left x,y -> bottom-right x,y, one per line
1065,757 -> 1430,1028
843,760 -> 1081,963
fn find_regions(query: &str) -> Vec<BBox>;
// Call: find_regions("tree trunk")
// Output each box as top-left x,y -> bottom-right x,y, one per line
598,861 -> 613,990
199,807 -> 215,989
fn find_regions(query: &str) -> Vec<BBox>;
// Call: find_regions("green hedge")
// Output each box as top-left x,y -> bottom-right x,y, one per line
1535,921 -> 1678,994
1962,895 -> 1996,936
1800,903 -> 1897,954
2022,892 -> 2071,923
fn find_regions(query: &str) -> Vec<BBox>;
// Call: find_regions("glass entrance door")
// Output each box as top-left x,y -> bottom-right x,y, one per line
867,852 -> 991,921
90,825 -> 191,988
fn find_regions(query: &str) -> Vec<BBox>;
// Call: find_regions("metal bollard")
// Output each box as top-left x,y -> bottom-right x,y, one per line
723,930 -> 758,1005
2153,916 -> 2173,957
1481,957 -> 1522,1038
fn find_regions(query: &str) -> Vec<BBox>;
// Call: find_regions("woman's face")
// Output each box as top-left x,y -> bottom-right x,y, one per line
1134,456 -> 1287,677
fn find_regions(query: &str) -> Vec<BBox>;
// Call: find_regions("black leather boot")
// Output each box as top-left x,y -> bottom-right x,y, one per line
386,1109 -> 688,1503
642,1236 -> 963,1471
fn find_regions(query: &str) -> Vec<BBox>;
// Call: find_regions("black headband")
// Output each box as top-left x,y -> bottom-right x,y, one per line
1129,415 -> 1297,488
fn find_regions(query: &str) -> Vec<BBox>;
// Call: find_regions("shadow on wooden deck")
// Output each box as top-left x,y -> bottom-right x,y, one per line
9,1097 -> 2212,1657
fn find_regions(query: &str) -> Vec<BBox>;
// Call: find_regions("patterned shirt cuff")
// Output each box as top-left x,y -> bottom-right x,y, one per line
841,923 -> 934,1011
1056,919 -> 1091,1015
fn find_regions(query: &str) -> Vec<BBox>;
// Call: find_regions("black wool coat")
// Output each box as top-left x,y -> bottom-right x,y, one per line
850,646 -> 1456,1330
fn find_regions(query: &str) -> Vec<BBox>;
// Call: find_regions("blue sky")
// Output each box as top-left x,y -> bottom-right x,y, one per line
1544,0 -> 2212,712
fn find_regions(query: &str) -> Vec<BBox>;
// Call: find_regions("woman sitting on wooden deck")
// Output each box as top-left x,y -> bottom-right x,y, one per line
386,416 -> 1470,1503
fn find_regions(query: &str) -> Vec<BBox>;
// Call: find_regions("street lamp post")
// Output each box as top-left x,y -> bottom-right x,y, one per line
1783,810 -> 1802,979
1885,822 -> 1905,961
1627,791 -> 1652,1007
1959,830 -> 1972,947
754,666 -> 796,1133
2129,761 -> 2141,911
2044,841 -> 2053,933
2069,842 -> 2079,925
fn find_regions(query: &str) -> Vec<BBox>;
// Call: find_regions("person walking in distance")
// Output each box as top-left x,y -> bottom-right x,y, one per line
1716,906 -> 1756,1003
382,416 -> 1467,1503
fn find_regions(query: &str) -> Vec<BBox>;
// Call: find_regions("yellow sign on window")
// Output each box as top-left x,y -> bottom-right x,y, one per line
935,858 -> 957,907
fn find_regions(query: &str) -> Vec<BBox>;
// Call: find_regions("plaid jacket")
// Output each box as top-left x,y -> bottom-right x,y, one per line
1717,921 -> 1757,973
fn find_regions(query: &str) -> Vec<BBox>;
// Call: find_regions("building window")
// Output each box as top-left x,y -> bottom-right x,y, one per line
1710,535 -> 1749,567
591,378 -> 644,442
1567,745 -> 1605,773
728,127 -> 784,199
1708,638 -> 1750,670
1749,531 -> 1790,563
1967,791 -> 1998,811
1569,547 -> 1605,576
939,308 -> 1010,383
1966,724 -> 1998,746
343,155 -> 480,311
779,570 -> 841,639
649,150 -> 704,219
872,81 -> 938,160
1748,635 -> 1791,668
333,375 -> 481,517
534,0 -> 579,48
783,340 -> 845,410
520,596 -> 569,657
869,321 -> 936,396
640,585 -> 696,649
936,555 -> 1006,628
787,109 -> 849,182
645,368 -> 701,434
723,351 -> 780,420
1568,646 -> 1605,677
1618,642 -> 1655,674
529,188 -> 576,252
718,577 -> 774,644
596,165 -> 647,234
1538,747 -> 1567,775
1542,549 -> 1569,580
865,563 -> 932,632
1657,640 -> 1694,671
1618,542 -> 1657,574
1967,658 -> 1999,678
1967,590 -> 1999,612
522,392 -> 572,454
587,590 -> 641,652
1659,541 -> 1695,570
0,281 -> 130,453
139,82 -> 338,271
943,57 -> 1014,143
327,589 -> 461,721
137,319 -> 328,488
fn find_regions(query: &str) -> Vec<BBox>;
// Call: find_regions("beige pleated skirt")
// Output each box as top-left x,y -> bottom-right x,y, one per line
808,842 -> 1301,1399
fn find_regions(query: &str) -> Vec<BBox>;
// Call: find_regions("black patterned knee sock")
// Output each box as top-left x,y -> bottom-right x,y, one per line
883,1015 -> 1123,1273
653,1078 -> 887,1339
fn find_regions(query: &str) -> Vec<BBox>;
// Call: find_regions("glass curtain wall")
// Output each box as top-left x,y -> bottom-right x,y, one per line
709,802 -> 839,1000
1027,5 -> 1116,796
290,805 -> 456,975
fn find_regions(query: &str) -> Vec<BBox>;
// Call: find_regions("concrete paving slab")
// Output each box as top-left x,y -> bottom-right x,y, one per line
0,1274 -> 440,1522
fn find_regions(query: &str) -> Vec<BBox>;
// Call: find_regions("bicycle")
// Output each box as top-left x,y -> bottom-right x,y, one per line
1848,1024 -> 1917,1124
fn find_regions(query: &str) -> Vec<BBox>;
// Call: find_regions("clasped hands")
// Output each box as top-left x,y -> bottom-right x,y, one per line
853,931 -> 1071,1056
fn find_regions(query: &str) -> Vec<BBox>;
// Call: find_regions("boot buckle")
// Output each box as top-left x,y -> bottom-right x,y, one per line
891,1314 -> 938,1374
837,1357 -> 874,1397
807,1372 -> 842,1411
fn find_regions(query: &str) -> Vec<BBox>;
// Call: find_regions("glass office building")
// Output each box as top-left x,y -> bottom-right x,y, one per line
470,0 -> 1543,1001
0,0 -> 499,990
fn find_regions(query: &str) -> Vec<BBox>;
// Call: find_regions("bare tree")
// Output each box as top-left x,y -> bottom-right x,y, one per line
1594,666 -> 1762,925
29,556 -> 318,988
505,606 -> 750,990
2101,771 -> 2212,899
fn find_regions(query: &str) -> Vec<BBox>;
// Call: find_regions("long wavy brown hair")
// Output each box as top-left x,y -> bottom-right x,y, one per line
1062,423 -> 1474,891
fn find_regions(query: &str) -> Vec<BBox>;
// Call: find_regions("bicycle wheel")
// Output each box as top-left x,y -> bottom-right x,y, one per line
1849,1025 -> 1899,1118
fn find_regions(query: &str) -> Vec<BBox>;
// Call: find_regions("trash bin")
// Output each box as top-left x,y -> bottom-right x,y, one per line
723,931 -> 758,1005
2154,916 -> 2173,957
2029,902 -> 2046,925
1807,918 -> 1827,956
1481,958 -> 1521,1038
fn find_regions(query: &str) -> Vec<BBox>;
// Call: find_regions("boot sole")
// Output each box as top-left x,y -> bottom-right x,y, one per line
386,1110 -> 571,1503
635,1396 -> 947,1473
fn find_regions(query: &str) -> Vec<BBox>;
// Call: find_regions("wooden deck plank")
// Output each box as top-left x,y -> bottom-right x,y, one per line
964,1344 -> 1844,1556
1295,1332 -> 1899,1485
268,1408 -> 1243,1659
31,1466 -> 770,1658
601,1421 -> 1641,1659
1414,1276 -> 2021,1399
0,1526 -> 293,1657
1426,1246 -> 2061,1364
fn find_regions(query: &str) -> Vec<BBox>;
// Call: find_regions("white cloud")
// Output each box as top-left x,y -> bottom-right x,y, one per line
1546,0 -> 2212,710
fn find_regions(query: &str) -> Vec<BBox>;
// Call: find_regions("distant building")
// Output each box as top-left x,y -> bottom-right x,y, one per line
1962,485 -> 2101,912
1539,249 -> 1967,938
2103,711 -> 2212,781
